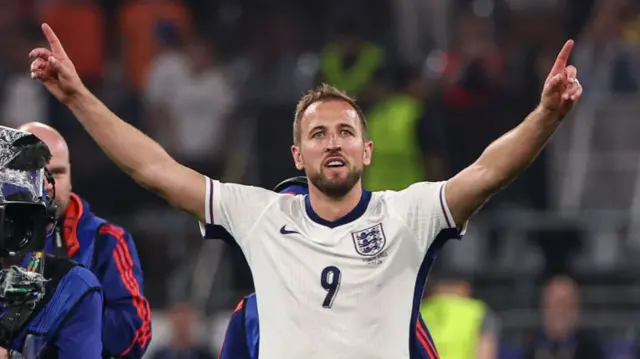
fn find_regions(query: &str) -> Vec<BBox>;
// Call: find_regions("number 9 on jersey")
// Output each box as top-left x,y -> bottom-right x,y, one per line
320,266 -> 341,308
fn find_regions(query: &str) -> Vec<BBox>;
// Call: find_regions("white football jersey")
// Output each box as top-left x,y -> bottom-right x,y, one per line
200,177 -> 466,359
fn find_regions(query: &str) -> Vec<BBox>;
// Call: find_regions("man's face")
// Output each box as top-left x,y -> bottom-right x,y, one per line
291,100 -> 372,198
46,148 -> 71,218
21,125 -> 72,218
542,279 -> 579,338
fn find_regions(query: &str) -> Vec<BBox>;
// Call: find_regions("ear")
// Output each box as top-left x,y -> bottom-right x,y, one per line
291,145 -> 304,170
362,140 -> 373,166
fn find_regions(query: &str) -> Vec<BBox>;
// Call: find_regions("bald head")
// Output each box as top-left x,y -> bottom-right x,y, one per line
19,122 -> 69,162
18,122 -> 72,216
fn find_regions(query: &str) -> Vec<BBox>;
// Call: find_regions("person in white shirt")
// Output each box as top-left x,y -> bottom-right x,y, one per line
29,23 -> 582,359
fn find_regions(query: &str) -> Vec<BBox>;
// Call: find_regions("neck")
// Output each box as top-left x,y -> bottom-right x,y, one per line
544,325 -> 574,341
308,182 -> 363,222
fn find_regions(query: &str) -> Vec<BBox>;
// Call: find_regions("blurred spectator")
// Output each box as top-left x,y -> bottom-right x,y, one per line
0,24 -> 47,128
319,20 -> 384,102
438,10 -> 506,110
118,0 -> 193,91
524,276 -> 605,359
236,13 -> 315,108
432,11 -> 515,190
41,0 -> 105,87
143,22 -> 188,135
364,65 -> 444,191
621,0 -> 640,45
573,0 -> 630,93
150,302 -> 215,359
421,274 -> 499,359
145,35 -> 235,174
0,1 -> 23,34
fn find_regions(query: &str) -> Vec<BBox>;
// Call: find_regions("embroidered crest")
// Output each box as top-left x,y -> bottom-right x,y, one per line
351,224 -> 386,257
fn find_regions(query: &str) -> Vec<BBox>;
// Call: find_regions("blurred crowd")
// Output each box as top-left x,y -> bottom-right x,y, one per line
1,0 -> 640,357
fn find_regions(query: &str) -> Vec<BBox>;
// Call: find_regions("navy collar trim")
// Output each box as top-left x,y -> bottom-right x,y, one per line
304,190 -> 372,228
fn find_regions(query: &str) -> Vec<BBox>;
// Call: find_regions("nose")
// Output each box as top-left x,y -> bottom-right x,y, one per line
326,133 -> 342,151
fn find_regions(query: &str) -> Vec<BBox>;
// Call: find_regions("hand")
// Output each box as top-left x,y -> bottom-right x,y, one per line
29,23 -> 85,104
0,348 -> 9,359
540,40 -> 583,118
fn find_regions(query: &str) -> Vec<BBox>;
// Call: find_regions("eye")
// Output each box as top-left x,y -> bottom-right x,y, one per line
340,129 -> 353,136
312,131 -> 324,139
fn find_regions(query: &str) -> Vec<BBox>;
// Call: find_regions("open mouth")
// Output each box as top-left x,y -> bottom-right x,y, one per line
324,157 -> 346,168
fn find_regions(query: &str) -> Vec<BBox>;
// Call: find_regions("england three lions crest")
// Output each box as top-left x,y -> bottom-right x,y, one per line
352,224 -> 387,257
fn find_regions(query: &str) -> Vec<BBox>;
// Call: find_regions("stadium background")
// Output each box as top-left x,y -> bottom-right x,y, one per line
0,0 -> 639,357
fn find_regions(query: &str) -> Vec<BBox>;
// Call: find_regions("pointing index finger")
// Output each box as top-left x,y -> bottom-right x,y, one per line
550,40 -> 575,74
41,23 -> 67,58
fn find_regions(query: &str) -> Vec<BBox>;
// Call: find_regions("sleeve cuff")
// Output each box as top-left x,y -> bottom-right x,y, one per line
439,182 -> 468,238
204,176 -> 214,225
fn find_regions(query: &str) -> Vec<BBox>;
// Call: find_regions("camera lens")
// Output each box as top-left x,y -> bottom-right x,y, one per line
3,217 -> 30,251
0,203 -> 46,254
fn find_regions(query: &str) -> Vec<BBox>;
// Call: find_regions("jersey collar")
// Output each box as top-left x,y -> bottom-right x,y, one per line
304,189 -> 372,228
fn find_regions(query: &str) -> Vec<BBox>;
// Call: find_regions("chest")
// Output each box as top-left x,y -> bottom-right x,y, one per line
246,217 -> 424,304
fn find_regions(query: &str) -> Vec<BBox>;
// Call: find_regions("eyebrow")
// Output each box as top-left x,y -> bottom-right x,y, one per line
49,166 -> 67,174
308,125 -> 326,134
309,123 -> 356,132
339,123 -> 356,131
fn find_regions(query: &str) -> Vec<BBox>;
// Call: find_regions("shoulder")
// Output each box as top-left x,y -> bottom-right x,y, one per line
84,220 -> 135,255
96,221 -> 130,238
576,329 -> 604,346
215,180 -> 277,196
48,266 -> 102,312
94,221 -> 134,249
271,193 -> 305,213
375,182 -> 446,206
59,265 -> 102,291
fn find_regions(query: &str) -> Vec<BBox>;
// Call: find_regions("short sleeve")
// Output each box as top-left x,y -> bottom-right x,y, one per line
389,181 -> 467,253
199,177 -> 278,246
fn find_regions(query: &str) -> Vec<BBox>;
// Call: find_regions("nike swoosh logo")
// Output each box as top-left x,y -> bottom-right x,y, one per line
280,225 -> 300,235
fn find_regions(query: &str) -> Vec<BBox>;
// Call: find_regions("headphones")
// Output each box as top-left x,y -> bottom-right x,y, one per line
42,168 -> 58,226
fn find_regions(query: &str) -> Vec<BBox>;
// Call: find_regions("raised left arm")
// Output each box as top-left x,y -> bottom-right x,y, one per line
445,40 -> 583,225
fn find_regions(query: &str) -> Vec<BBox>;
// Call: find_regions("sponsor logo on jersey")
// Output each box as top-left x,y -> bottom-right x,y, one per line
280,225 -> 300,235
351,224 -> 386,256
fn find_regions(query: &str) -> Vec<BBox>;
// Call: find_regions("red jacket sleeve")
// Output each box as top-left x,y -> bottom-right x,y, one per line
94,224 -> 152,359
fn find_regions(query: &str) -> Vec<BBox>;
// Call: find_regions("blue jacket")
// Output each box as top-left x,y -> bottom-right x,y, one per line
5,256 -> 103,359
220,294 -> 259,359
45,194 -> 151,359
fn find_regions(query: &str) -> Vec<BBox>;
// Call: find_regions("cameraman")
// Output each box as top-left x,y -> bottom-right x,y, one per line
19,122 -> 151,359
0,126 -> 102,359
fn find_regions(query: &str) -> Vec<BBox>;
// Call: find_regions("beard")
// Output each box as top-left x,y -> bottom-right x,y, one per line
308,165 -> 362,199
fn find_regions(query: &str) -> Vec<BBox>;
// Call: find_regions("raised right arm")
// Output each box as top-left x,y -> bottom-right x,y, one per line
68,90 -> 208,222
29,23 -> 277,230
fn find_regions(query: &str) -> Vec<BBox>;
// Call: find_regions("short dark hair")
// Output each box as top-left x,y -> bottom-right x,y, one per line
293,84 -> 368,145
